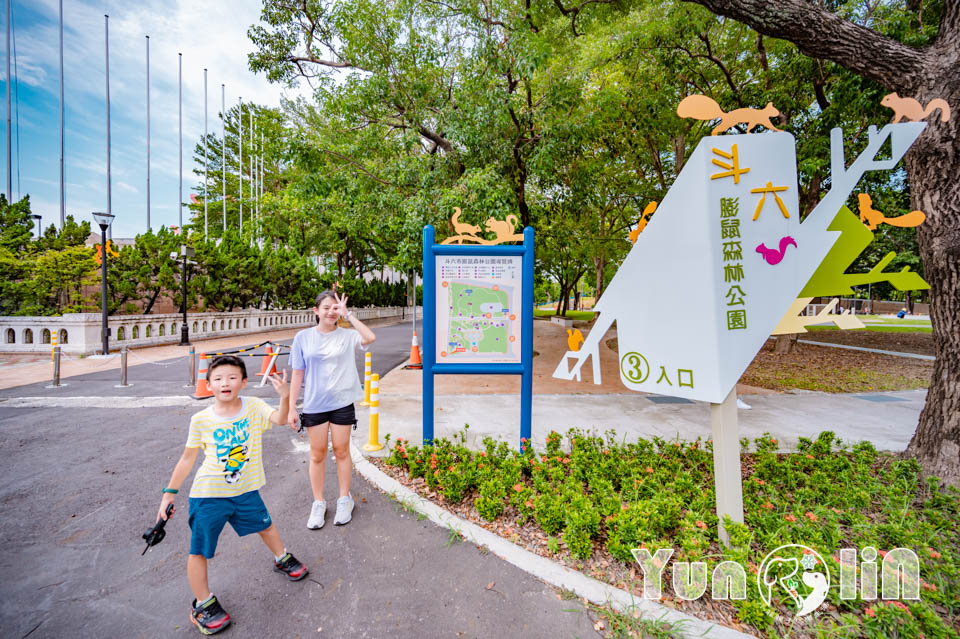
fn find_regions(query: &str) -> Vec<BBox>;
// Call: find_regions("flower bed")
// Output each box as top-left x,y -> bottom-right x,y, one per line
373,428 -> 959,638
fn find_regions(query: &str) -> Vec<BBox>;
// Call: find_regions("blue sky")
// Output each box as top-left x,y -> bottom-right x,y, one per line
2,0 -> 309,239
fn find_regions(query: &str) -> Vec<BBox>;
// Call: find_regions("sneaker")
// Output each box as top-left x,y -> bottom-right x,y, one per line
307,500 -> 326,529
190,596 -> 231,635
334,494 -> 355,526
273,552 -> 309,581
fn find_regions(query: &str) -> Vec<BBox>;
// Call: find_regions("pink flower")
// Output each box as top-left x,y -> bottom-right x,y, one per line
785,514 -> 797,522
769,438 -> 777,445
761,502 -> 774,510
805,511 -> 818,522
645,467 -> 654,474
513,483 -> 524,493
929,548 -> 941,559
865,607 -> 876,618
525,499 -> 534,509
695,520 -> 707,530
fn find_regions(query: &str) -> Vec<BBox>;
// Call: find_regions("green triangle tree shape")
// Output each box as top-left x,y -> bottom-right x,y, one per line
800,205 -> 929,297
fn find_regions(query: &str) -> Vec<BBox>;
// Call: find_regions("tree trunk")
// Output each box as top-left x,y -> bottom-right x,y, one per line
773,333 -> 799,354
143,288 -> 161,315
594,255 -> 606,303
685,0 -> 960,485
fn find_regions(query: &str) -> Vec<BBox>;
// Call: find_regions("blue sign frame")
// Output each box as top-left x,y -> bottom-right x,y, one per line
422,224 -> 535,446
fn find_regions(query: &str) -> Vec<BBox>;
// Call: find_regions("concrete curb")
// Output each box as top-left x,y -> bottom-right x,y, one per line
349,442 -> 755,639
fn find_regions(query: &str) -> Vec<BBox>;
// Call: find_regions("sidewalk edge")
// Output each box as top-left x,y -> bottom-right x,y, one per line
350,442 -> 755,639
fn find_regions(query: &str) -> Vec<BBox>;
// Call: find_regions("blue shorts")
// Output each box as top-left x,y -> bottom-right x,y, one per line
188,490 -> 272,559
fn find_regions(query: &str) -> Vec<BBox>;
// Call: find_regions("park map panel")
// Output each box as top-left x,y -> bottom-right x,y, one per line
435,255 -> 522,364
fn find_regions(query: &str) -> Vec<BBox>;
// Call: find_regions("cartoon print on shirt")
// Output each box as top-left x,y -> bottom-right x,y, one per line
214,417 -> 251,484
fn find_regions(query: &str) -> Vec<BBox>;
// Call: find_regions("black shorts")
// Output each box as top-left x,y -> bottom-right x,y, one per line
300,404 -> 357,431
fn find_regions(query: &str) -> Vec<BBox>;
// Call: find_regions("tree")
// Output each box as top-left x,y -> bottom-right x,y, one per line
679,0 -> 958,482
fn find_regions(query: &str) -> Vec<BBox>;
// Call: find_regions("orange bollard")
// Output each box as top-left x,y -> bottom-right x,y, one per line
193,355 -> 214,399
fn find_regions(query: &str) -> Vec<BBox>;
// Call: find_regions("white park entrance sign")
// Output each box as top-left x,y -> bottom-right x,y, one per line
554,121 -> 927,542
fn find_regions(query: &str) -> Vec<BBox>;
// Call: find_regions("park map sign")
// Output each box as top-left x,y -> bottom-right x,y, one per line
422,222 -> 535,444
435,256 -> 522,364
554,93 -> 937,404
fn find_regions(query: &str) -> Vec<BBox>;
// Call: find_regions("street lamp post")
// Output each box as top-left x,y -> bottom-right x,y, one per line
178,244 -> 195,345
92,211 -> 115,355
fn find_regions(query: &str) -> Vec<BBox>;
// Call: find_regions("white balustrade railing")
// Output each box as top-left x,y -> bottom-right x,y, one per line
0,306 -> 419,354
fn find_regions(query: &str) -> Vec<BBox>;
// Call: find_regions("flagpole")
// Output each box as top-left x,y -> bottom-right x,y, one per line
238,96 -> 243,236
221,84 -> 225,234
145,35 -> 150,231
58,0 -> 65,226
105,15 -> 111,241
178,52 -> 182,230
7,0 -> 13,201
203,68 -> 208,238
249,109 -> 253,237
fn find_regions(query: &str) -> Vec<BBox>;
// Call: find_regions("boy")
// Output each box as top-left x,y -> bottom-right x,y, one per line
156,355 -> 308,635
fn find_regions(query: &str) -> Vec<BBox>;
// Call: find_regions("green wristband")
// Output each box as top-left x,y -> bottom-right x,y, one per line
161,488 -> 179,494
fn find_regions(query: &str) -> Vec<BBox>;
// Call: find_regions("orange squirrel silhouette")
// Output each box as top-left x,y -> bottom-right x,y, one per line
881,93 -> 951,123
677,95 -> 781,135
566,328 -> 584,352
628,201 -> 658,244
94,240 -> 120,264
857,193 -> 926,231
451,206 -> 481,236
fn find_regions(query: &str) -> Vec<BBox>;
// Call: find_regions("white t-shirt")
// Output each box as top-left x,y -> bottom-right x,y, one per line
290,326 -> 366,413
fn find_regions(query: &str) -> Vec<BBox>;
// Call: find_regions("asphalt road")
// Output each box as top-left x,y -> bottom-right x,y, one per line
0,322 -> 600,638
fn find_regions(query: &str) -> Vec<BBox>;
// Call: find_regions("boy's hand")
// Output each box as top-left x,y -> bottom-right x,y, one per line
158,493 -> 176,522
287,410 -> 300,431
267,369 -> 289,397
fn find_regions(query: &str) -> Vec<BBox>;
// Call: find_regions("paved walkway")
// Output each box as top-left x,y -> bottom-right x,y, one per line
369,320 -> 924,454
796,338 -> 935,360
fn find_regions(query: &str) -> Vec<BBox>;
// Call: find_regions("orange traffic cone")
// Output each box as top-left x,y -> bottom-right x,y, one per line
258,345 -> 278,377
405,332 -> 422,369
193,355 -> 214,399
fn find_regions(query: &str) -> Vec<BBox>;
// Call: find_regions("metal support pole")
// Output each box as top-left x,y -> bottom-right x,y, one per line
52,346 -> 61,386
710,387 -> 744,546
100,224 -> 109,354
188,345 -> 196,387
180,252 -> 190,345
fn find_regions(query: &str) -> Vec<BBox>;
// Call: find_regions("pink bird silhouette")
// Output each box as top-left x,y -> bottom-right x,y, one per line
756,236 -> 797,265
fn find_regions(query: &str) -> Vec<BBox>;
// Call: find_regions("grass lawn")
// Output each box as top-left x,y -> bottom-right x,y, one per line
533,309 -> 596,321
808,325 -> 933,334
378,429 -> 960,638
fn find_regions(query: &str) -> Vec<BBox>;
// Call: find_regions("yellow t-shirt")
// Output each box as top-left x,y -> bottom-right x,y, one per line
186,396 -> 276,498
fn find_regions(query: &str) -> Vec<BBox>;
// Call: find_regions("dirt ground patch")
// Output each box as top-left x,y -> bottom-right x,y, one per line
741,338 -> 932,393
798,328 -> 934,356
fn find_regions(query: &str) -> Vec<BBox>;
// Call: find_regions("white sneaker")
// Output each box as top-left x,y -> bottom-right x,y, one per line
334,494 -> 354,526
307,500 -> 326,529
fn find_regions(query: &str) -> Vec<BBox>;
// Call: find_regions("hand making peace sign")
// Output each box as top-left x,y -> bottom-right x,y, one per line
332,292 -> 350,319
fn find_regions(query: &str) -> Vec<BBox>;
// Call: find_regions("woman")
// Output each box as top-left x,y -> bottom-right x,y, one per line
288,291 -> 376,528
